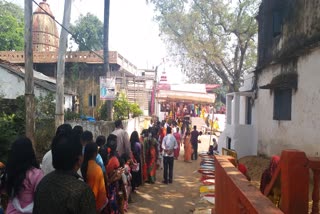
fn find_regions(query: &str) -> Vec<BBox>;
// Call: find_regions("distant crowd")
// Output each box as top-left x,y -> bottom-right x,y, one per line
0,117 -> 208,214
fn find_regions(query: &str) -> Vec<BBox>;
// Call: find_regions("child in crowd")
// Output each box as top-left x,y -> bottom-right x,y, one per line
119,153 -> 132,213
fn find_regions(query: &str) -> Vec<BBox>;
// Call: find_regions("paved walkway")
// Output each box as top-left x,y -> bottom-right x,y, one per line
128,135 -> 213,214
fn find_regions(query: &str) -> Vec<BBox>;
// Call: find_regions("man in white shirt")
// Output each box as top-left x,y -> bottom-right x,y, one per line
162,126 -> 178,184
112,119 -> 131,157
41,124 -> 73,175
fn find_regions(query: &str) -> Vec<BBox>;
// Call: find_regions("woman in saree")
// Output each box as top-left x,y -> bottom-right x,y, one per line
173,127 -> 181,159
143,129 -> 158,184
129,131 -> 142,192
81,143 -> 108,213
140,129 -> 148,183
183,131 -> 192,163
105,134 -> 124,214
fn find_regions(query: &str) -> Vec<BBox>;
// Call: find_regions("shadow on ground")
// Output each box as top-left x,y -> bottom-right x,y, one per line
128,136 -> 212,214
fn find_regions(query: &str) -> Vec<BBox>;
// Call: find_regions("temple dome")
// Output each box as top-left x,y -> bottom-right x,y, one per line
32,0 -> 59,52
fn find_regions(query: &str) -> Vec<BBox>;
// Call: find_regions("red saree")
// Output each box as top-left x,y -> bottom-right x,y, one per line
144,138 -> 158,183
173,132 -> 181,159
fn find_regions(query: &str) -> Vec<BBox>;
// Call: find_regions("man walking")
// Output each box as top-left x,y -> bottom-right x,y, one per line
191,125 -> 200,160
162,126 -> 178,184
112,119 -> 131,157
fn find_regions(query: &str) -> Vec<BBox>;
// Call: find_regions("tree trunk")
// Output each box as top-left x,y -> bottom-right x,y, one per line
55,0 -> 72,129
24,0 -> 35,146
104,0 -> 112,121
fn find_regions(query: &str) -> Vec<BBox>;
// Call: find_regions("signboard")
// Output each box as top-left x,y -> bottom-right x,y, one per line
100,77 -> 116,100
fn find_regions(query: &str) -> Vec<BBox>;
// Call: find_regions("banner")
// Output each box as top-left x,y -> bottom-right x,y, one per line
100,76 -> 116,100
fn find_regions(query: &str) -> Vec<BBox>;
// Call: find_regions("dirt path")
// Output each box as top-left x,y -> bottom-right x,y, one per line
128,136 -> 212,214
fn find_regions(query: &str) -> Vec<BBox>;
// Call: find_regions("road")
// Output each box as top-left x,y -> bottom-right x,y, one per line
128,135 -> 214,214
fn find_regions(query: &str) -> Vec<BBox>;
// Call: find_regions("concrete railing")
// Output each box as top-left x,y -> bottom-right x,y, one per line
214,155 -> 283,214
216,150 -> 319,214
263,150 -> 320,214
263,150 -> 310,214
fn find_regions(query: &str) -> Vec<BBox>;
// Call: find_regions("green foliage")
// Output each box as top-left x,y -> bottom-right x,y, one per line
130,103 -> 143,118
113,92 -> 130,120
71,13 -> 104,51
0,114 -> 18,162
212,85 -> 228,104
0,0 -> 24,51
13,95 -> 26,135
112,92 -> 143,120
34,119 -> 55,160
36,93 -> 55,119
0,95 -> 25,161
65,109 -> 80,121
0,94 -> 57,161
34,93 -> 56,157
98,101 -> 109,121
150,0 -> 260,91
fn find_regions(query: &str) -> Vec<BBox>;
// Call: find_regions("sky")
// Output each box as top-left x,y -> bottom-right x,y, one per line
10,0 -> 186,83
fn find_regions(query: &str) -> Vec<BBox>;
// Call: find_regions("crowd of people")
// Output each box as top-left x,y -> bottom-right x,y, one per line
0,113 -> 281,214
0,117 -> 205,214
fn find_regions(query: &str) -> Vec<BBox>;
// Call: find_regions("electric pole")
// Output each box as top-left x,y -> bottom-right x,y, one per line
104,0 -> 112,121
24,0 -> 35,145
55,0 -> 72,128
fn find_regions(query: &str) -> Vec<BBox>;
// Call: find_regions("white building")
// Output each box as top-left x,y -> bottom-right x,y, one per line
0,62 -> 76,110
218,73 -> 257,158
220,0 -> 320,158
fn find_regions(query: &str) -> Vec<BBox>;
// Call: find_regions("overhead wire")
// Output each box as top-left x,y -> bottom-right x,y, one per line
31,0 -> 104,60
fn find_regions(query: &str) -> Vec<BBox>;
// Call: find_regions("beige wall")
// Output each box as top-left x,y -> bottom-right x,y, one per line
67,116 -> 147,140
256,48 -> 320,157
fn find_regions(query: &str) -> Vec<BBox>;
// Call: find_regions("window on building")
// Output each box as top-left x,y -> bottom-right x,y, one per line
273,11 -> 283,37
88,94 -> 97,107
273,88 -> 292,120
227,137 -> 232,150
246,97 -> 252,125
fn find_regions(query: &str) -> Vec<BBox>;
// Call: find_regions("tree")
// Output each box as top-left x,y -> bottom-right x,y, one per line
0,0 -> 24,51
113,92 -> 130,120
111,92 -> 143,120
150,0 -> 259,92
71,13 -> 104,51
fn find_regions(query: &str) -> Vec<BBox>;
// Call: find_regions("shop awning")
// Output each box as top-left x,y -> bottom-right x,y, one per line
156,90 -> 216,104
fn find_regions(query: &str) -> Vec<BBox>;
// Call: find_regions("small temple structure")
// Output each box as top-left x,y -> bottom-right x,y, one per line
155,70 -> 219,121
32,0 -> 59,52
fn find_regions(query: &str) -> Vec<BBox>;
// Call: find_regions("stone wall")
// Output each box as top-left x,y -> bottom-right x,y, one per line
67,116 -> 150,139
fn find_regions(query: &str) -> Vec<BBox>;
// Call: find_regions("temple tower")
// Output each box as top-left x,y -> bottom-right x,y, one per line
32,0 -> 59,52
